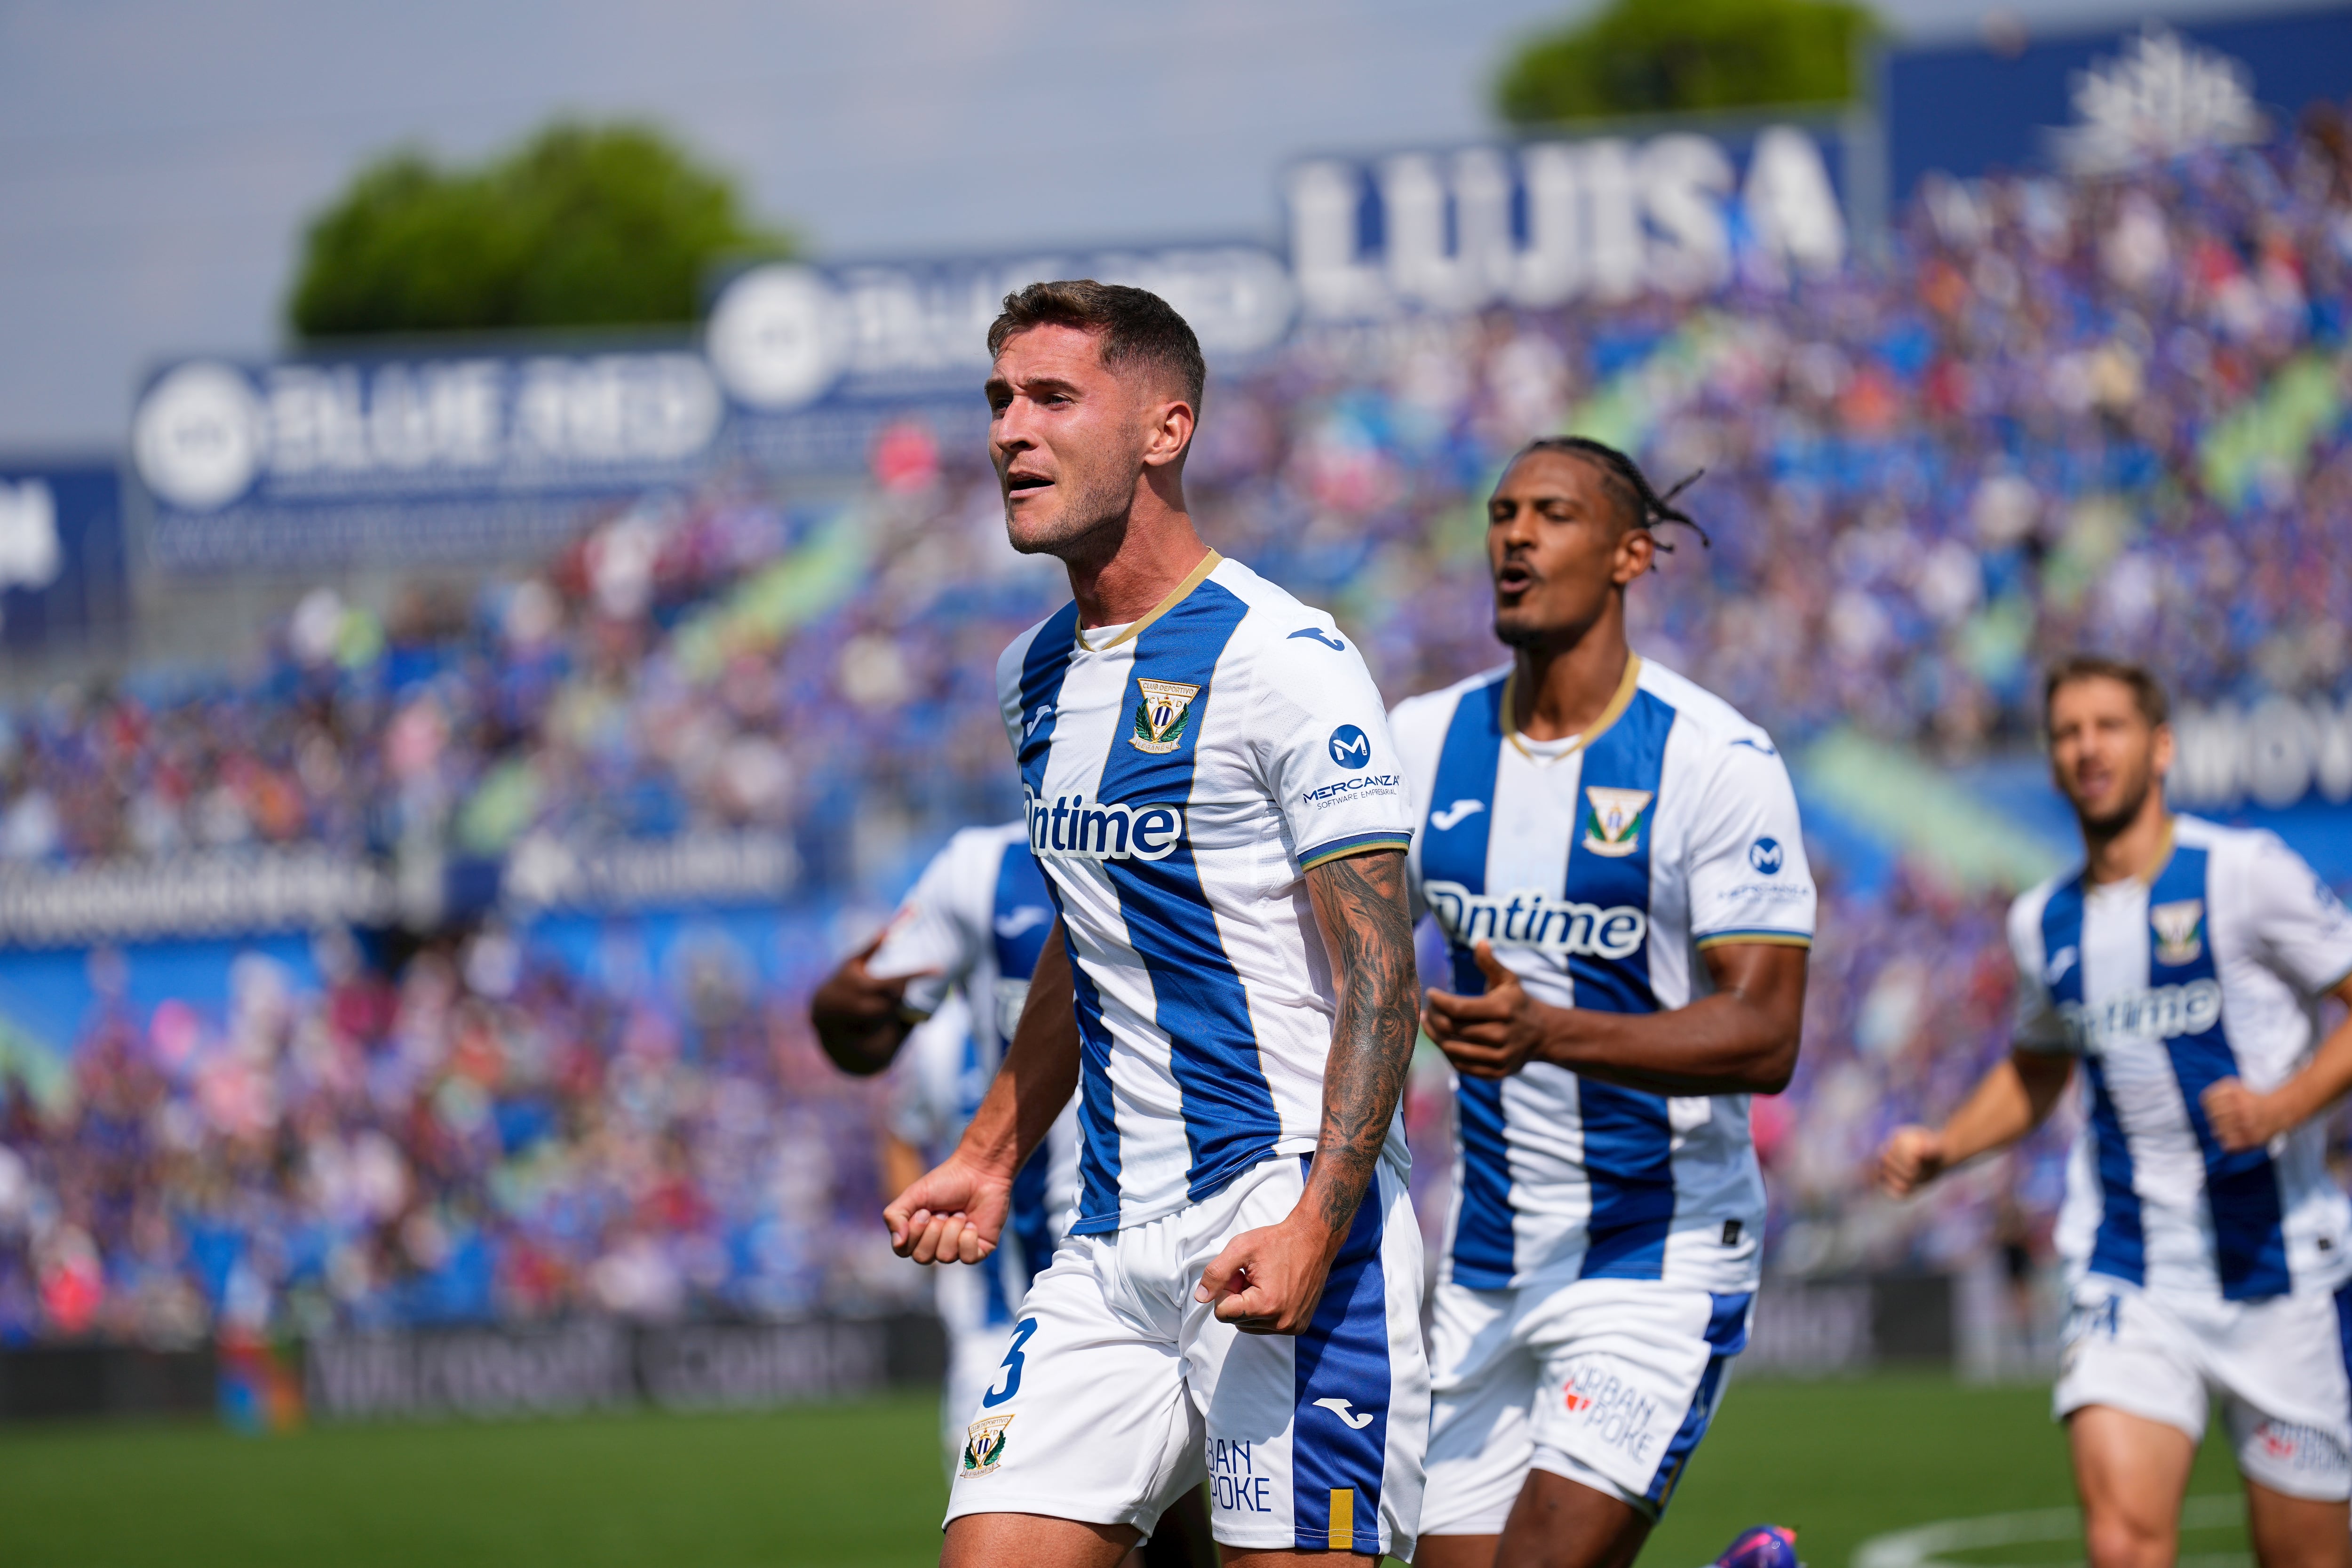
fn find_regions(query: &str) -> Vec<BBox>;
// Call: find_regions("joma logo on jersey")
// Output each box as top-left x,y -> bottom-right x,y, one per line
1424,881 -> 1647,961
1130,678 -> 1202,755
2061,978 -> 2223,1050
2151,899 -> 2204,966
1582,788 -> 1652,858
1025,791 -> 1186,863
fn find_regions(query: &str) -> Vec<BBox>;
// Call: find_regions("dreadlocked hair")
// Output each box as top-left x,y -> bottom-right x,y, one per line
1510,436 -> 1712,554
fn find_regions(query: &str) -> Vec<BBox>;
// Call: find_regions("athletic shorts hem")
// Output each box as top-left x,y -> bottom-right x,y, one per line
1530,1443 -> 1657,1522
2242,1464 -> 2352,1504
1206,1525 -> 1403,1558
2051,1384 -> 2205,1441
941,1494 -> 1165,1537
1417,1503 -> 1515,1538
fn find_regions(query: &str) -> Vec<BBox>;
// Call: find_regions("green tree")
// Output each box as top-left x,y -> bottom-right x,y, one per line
288,120 -> 794,339
1495,0 -> 1875,128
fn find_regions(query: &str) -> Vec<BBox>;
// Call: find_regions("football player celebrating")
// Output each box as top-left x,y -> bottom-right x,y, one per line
1881,658 -> 2352,1568
811,824 -> 1077,1474
1392,438 -> 1814,1568
886,281 -> 1429,1567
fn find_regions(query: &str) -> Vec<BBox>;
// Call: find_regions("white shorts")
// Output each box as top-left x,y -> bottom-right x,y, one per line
2056,1276 -> 2352,1501
936,1225 -> 1061,1473
942,1154 -> 1428,1559
1422,1274 -> 1754,1534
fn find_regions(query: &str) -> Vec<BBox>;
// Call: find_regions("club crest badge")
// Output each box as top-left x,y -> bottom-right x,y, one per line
2151,899 -> 2204,967
1130,678 -> 1202,755
961,1413 -> 1015,1477
1581,788 -> 1653,859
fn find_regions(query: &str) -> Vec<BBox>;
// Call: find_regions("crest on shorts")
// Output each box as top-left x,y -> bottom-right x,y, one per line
1130,679 -> 1202,755
961,1413 -> 1015,1476
1581,788 -> 1653,859
2151,899 -> 2204,966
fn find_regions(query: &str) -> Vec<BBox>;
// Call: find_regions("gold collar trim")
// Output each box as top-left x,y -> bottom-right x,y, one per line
1503,653 -> 1642,761
1075,550 -> 1223,653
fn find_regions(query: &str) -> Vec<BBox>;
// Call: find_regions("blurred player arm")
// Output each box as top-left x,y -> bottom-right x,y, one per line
809,929 -> 925,1075
1199,847 -> 1418,1336
2202,971 -> 2352,1153
885,916 -> 1080,1266
1423,937 -> 1808,1096
1877,1048 -> 2075,1198
2203,844 -> 2352,1152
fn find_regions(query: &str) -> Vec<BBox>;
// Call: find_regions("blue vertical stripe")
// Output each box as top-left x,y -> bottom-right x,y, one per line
1291,1155 -> 1390,1554
1017,609 -> 1130,1229
1643,1291 -> 1752,1510
990,840 -> 1055,994
1568,689 -> 1678,1281
993,837 -> 1060,1292
2042,876 -> 2146,1288
1006,1143 -> 1054,1299
2148,847 -> 2290,1300
1422,676 -> 1514,1289
1089,581 -> 1277,1206
2333,1282 -> 2352,1425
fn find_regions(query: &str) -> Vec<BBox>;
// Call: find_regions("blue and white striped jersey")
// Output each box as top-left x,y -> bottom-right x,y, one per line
1389,657 -> 1815,1295
873,823 -> 1077,1314
996,553 -> 1417,1235
2010,817 -> 2352,1301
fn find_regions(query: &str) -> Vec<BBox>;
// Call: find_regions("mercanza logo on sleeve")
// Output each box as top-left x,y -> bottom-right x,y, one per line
1425,881 -> 1647,961
1025,791 -> 1186,863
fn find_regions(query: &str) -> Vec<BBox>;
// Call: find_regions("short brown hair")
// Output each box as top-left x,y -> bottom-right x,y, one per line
2043,654 -> 2169,732
987,280 -> 1206,412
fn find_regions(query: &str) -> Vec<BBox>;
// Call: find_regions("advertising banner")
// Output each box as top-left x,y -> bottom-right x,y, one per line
129,121 -> 1858,573
1883,11 -> 2352,205
131,350 -> 723,572
0,461 -> 127,651
1282,122 -> 1851,320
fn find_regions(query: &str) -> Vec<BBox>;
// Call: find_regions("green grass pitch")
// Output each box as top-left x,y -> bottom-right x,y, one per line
0,1374 -> 2254,1568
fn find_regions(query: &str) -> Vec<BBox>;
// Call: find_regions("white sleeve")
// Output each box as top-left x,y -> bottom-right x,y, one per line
1253,631 -> 1416,872
2008,891 -> 2074,1055
868,835 -> 986,1020
2243,833 -> 2352,999
1685,736 -> 1817,948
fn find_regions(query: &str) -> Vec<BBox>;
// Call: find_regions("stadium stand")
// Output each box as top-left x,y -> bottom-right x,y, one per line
0,105 -> 2347,1343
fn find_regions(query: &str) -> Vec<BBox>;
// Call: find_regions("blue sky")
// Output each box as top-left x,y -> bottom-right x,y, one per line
0,0 -> 2320,450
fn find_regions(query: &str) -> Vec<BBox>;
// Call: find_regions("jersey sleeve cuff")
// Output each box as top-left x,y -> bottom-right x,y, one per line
1693,929 -> 1813,950
1298,830 -> 1414,871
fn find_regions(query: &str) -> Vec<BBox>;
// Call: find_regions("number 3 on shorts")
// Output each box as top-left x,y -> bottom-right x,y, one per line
983,1317 -> 1039,1409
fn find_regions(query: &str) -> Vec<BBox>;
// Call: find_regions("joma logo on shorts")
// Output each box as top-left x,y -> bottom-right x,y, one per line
2060,979 -> 2222,1050
1425,882 -> 1647,961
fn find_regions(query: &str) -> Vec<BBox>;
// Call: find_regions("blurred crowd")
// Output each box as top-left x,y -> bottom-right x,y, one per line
2,106 -> 2350,1341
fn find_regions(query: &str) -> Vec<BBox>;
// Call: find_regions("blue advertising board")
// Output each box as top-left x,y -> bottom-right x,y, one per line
0,460 -> 126,651
702,243 -> 1295,473
1883,11 -> 2352,205
131,350 -> 724,572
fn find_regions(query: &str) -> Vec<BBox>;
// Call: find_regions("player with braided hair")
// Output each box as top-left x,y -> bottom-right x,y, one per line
1390,437 -> 1813,1568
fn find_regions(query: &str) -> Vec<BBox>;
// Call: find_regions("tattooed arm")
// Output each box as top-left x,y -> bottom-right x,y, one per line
1195,848 -> 1418,1335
